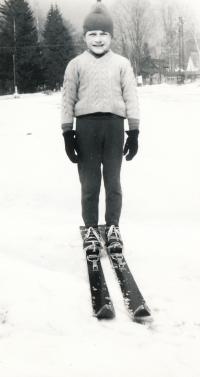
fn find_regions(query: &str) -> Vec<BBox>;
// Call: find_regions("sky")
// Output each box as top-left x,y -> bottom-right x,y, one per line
29,0 -> 115,27
29,0 -> 200,28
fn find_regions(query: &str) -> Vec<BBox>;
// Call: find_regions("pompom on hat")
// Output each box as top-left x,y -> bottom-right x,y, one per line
83,0 -> 114,36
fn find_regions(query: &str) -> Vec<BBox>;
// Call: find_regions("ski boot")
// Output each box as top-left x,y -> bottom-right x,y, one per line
83,226 -> 103,272
105,225 -> 123,254
83,226 -> 102,255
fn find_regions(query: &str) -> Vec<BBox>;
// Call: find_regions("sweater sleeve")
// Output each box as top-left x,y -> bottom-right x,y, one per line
61,59 -> 79,132
121,60 -> 140,130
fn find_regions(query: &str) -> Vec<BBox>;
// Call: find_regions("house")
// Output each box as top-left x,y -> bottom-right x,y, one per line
186,52 -> 200,72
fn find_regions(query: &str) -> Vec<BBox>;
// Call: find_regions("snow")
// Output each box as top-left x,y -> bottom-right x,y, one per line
0,83 -> 200,376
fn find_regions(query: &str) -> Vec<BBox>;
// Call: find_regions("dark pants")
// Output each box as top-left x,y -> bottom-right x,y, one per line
76,113 -> 124,227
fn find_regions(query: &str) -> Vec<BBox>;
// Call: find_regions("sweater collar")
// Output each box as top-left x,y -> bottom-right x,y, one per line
85,49 -> 113,61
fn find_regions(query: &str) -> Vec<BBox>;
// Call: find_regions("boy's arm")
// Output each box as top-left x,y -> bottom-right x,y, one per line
121,60 -> 140,130
61,60 -> 79,133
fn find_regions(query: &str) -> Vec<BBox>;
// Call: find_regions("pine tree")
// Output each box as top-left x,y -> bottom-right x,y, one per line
42,5 -> 75,90
0,0 -> 42,93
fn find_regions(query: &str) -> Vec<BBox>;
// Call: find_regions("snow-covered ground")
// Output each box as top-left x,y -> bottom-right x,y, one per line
0,82 -> 200,377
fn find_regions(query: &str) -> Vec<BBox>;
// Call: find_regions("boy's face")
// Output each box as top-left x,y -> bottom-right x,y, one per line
84,30 -> 112,55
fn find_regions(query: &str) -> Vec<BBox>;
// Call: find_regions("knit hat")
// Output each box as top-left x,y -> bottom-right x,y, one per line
83,0 -> 114,36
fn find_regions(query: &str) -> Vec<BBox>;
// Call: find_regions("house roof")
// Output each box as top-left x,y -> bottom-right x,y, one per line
186,52 -> 200,71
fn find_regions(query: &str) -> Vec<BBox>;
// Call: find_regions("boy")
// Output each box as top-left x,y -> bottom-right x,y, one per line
61,0 -> 140,252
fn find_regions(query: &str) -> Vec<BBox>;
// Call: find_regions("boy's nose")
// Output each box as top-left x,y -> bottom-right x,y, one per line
94,35 -> 102,43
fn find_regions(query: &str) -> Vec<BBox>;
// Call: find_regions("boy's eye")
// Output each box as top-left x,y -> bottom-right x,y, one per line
88,32 -> 108,36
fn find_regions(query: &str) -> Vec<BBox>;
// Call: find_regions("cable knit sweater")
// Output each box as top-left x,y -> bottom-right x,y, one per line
61,50 -> 140,132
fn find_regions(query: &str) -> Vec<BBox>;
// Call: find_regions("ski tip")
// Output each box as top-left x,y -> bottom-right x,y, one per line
95,304 -> 115,320
133,304 -> 153,324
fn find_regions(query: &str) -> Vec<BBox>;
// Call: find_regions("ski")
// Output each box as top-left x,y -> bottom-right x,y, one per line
80,226 -> 115,319
99,225 -> 152,324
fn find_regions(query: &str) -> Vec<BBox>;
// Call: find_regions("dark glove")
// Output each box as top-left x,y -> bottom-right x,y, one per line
63,130 -> 79,163
123,129 -> 139,161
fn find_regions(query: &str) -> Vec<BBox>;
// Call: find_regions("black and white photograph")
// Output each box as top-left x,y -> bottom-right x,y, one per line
0,0 -> 200,376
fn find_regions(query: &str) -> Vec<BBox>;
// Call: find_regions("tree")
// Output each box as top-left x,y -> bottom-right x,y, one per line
42,5 -> 75,90
0,0 -> 42,94
183,11 -> 200,70
160,3 -> 179,72
140,43 -> 157,80
112,0 -> 154,75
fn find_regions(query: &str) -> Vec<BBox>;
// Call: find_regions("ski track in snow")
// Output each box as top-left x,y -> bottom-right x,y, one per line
0,84 -> 200,376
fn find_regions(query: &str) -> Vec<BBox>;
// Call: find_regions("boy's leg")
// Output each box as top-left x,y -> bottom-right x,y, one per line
102,116 -> 124,226
76,116 -> 103,227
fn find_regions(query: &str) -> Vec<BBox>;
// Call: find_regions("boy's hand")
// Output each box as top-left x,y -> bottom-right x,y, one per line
63,130 -> 79,163
123,130 -> 139,161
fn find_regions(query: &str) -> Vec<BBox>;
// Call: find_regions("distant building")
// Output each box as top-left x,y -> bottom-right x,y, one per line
186,52 -> 200,72
139,57 -> 168,84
